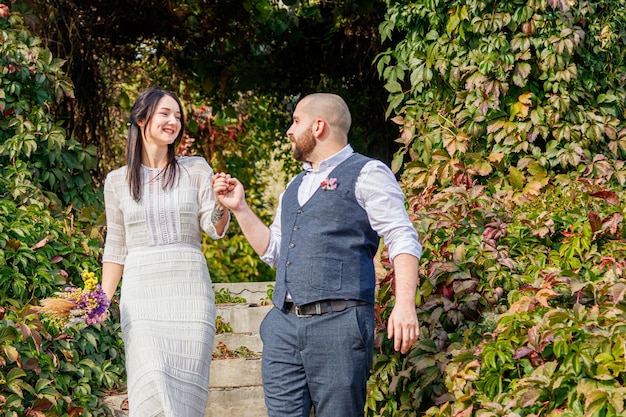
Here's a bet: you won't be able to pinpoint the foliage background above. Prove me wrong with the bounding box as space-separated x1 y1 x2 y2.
21 0 402 285
369 0 626 416
1 5 123 416
1 0 626 416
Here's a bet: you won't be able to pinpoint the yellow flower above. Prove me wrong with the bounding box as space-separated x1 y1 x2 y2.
82 270 97 291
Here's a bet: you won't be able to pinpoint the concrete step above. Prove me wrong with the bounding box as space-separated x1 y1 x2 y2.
216 303 272 333
210 357 263 387
208 357 267 415
213 281 274 306
101 394 127 417
211 302 268 416
215 332 264 354
206 386 266 417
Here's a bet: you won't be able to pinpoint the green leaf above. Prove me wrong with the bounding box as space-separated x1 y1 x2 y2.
509 166 524 189
585 391 608 416
6 368 27 383
82 332 98 350
391 151 405 174
513 62 531 87
384 80 402 93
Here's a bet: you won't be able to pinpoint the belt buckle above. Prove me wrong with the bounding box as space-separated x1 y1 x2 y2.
294 305 312 318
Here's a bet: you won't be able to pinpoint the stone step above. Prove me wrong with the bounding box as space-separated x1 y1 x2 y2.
209 354 267 416
213 281 274 306
101 395 127 417
206 386 267 417
215 332 264 354
210 357 263 388
216 303 272 334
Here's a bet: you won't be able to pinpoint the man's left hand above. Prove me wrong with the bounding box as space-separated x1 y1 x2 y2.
387 300 419 353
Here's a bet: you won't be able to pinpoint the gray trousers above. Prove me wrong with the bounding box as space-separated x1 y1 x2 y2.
260 304 375 417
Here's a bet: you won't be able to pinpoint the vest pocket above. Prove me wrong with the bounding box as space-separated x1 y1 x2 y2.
308 257 343 291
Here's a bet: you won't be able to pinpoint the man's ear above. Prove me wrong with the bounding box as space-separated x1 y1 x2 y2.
312 118 326 138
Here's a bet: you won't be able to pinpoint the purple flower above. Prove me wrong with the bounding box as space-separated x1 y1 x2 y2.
320 177 337 190
40 282 111 329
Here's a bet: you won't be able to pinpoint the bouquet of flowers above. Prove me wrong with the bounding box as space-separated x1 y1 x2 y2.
39 270 110 328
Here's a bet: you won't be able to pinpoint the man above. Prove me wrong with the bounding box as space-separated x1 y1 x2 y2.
212 93 422 417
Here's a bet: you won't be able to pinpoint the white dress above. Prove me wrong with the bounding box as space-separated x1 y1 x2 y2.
102 156 226 417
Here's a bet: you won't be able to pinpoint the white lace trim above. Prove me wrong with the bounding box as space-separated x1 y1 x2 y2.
143 167 181 246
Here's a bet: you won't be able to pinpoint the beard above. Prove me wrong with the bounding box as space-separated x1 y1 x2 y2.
291 124 316 162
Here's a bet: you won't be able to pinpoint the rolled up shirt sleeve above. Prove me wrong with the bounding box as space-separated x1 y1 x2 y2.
356 161 422 262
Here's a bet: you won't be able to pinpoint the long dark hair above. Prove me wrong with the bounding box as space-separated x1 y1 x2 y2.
126 87 185 202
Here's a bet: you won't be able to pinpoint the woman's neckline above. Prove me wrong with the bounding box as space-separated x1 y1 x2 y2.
141 164 165 171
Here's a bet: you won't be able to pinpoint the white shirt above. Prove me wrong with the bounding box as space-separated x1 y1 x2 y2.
261 145 422 267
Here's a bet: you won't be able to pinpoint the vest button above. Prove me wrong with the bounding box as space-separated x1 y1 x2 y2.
293 226 299 231
297 209 303 214
289 243 295 248
285 261 291 266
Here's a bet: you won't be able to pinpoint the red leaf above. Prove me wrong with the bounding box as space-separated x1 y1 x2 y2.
590 191 620 206
588 212 602 233
23 358 41 375
31 398 53 411
602 212 624 236
513 346 535 360
68 406 85 417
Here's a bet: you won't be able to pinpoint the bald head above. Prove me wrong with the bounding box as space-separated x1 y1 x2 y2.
298 93 352 138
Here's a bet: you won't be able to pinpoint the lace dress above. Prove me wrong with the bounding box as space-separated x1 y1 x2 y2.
102 156 226 417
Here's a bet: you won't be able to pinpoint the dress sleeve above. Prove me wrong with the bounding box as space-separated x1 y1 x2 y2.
102 174 128 265
197 159 230 239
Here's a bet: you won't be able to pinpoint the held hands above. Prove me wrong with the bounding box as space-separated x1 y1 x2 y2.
212 172 271 256
211 172 245 212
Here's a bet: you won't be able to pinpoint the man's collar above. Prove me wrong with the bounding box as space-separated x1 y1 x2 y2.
302 145 354 173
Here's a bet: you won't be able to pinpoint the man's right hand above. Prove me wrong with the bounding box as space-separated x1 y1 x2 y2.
212 172 245 212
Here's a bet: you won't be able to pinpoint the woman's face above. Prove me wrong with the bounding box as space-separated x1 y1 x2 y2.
142 95 182 147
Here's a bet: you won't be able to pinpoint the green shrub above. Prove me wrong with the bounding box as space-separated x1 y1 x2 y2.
369 0 626 415
0 7 97 209
1 7 125 416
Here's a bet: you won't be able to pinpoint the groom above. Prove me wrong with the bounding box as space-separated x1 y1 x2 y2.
212 92 422 417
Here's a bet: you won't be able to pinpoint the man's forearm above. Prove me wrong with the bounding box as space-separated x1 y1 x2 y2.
231 203 271 257
392 253 419 304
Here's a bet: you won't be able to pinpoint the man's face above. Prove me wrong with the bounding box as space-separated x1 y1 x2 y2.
290 123 316 162
286 102 316 162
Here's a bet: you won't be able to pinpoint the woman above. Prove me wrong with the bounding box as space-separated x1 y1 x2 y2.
101 87 229 416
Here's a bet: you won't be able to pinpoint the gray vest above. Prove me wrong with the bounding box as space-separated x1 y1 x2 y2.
272 153 380 309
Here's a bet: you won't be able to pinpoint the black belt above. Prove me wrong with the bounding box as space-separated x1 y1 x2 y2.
285 299 370 317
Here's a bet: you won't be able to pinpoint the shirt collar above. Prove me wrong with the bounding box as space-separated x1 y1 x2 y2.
303 145 354 173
